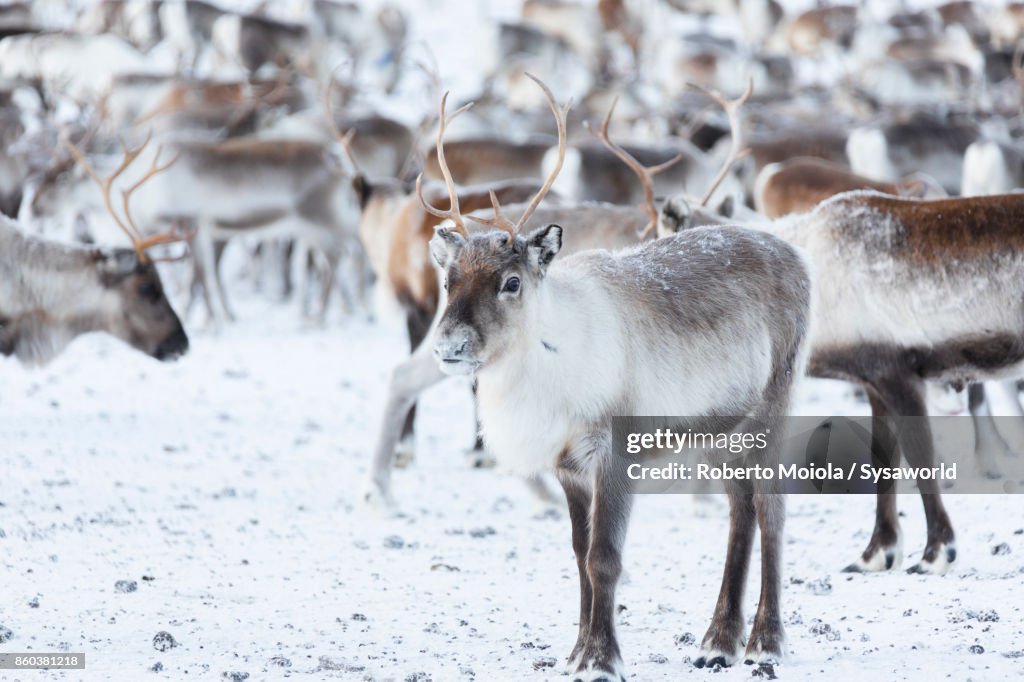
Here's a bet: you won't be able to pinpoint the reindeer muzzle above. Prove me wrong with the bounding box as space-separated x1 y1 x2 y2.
154 328 189 362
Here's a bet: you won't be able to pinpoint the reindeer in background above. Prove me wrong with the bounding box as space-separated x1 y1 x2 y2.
1 134 189 366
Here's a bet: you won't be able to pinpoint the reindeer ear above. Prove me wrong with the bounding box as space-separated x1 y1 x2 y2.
659 195 693 235
94 248 139 282
524 224 562 272
429 224 465 268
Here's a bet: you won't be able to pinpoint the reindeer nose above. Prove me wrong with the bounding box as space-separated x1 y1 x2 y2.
435 338 469 363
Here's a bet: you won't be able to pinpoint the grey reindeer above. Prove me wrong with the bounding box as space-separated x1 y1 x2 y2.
424 76 814 679
1 136 190 367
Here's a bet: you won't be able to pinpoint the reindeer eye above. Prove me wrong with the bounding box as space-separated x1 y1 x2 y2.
138 282 161 302
501 276 520 294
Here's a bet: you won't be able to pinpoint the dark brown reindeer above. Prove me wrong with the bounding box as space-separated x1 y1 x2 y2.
1 135 189 366
426 75 811 678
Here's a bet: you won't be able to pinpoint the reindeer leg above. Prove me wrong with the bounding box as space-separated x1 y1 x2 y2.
844 389 903 572
466 381 494 468
394 305 434 468
364 345 445 511
873 377 955 575
744 493 786 664
573 450 631 682
557 472 593 674
192 226 221 326
212 238 236 322
696 490 755 668
968 383 1010 479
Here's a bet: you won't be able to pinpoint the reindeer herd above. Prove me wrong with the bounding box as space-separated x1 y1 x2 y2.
3 0 1024 679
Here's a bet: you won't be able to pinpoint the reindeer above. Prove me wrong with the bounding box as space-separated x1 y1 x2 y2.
425 75 812 677
754 156 941 218
363 83 750 506
663 180 1024 577
32 122 365 323
1 136 189 366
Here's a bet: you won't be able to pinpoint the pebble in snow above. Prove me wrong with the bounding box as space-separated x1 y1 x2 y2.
115 580 138 593
0 625 12 643
268 656 291 668
674 632 696 647
969 644 985 654
992 543 1011 556
153 631 178 652
150 662 163 672
383 535 405 549
222 672 249 681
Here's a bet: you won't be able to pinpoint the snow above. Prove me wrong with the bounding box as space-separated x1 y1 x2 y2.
1 292 1023 680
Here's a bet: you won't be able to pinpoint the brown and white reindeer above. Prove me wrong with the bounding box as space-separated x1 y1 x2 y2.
664 181 1024 576
425 75 812 677
362 82 751 505
753 156 942 218
1 135 189 366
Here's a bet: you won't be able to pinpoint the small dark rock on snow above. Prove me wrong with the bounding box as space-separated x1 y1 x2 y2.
752 662 778 679
674 632 696 647
383 535 405 549
809 619 840 641
152 631 178 652
532 656 557 670
150 662 163 672
648 653 669 664
222 673 249 681
992 543 1011 555
115 580 138 593
969 644 985 654
0 625 13 643
269 655 291 668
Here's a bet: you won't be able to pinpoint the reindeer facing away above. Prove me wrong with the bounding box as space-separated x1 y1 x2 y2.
426 76 813 677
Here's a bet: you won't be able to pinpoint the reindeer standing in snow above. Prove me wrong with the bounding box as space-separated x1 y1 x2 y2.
424 75 812 678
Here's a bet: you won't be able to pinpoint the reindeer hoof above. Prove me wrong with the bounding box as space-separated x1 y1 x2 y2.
693 654 732 669
465 447 496 469
907 543 956 575
843 537 903 573
362 481 398 516
393 437 415 469
570 655 625 682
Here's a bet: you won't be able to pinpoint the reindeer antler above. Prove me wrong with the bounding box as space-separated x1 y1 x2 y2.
688 78 753 208
586 97 686 239
65 132 186 260
414 91 474 237
465 73 571 242
322 64 362 175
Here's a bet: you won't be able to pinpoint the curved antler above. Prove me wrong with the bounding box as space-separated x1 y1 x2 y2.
322 63 362 175
415 91 474 237
65 131 185 260
688 78 753 208
585 97 686 239
466 73 571 242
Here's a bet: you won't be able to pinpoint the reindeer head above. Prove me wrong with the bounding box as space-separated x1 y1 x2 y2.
67 133 192 362
420 75 569 375
430 222 562 374
92 246 189 361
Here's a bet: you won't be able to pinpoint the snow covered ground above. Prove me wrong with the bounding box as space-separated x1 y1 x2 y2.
1 292 1023 681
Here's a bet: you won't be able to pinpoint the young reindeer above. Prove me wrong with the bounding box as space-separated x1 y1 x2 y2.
427 75 813 676
1 136 189 366
362 80 752 507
